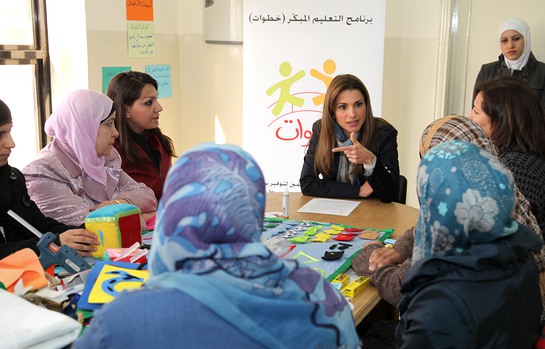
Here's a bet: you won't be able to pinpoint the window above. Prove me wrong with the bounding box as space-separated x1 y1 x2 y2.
0 0 51 169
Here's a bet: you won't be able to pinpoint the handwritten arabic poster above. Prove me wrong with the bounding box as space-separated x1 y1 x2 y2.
146 64 172 98
128 22 155 57
126 0 154 21
243 0 386 192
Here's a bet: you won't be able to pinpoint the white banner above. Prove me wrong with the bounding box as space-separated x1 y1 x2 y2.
243 0 386 192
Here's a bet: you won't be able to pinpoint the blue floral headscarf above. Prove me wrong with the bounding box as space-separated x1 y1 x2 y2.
147 143 360 349
413 140 518 263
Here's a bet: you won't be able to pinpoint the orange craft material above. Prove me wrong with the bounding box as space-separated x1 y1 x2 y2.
0 248 48 292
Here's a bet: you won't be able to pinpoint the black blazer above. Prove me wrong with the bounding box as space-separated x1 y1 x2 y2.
0 165 73 259
474 52 545 109
299 119 399 202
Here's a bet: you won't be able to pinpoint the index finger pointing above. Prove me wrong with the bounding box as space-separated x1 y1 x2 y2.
332 146 347 153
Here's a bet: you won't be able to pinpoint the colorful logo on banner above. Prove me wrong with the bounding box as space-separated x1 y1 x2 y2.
266 59 336 147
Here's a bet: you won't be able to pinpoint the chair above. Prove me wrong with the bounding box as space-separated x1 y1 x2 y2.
395 175 408 204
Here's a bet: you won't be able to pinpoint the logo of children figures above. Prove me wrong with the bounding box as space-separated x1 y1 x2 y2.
266 59 337 146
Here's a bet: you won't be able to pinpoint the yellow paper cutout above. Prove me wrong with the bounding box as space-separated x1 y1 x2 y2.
324 229 340 235
88 264 148 304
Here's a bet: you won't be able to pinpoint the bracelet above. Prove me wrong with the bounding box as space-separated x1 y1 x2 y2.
115 197 134 205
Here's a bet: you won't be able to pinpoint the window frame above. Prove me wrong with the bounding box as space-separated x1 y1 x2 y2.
0 0 51 148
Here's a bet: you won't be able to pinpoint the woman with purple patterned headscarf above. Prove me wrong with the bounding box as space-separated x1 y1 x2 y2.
75 143 361 349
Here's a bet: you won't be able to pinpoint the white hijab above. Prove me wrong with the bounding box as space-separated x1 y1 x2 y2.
498 18 532 71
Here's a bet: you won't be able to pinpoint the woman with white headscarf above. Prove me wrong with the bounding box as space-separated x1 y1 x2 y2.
396 140 543 348
22 89 157 227
474 18 545 109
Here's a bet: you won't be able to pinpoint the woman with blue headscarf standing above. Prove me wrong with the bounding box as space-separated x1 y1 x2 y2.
474 18 545 109
75 143 361 349
396 140 543 348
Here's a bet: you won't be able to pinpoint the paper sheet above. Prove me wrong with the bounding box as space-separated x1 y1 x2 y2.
296 198 360 216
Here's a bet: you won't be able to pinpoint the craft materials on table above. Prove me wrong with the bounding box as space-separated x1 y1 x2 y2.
84 204 142 259
77 261 148 312
262 216 393 282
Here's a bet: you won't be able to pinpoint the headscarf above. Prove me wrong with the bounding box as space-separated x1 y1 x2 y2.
45 89 115 192
0 99 12 126
420 114 497 157
413 140 517 263
498 18 532 71
147 143 360 349
418 115 545 271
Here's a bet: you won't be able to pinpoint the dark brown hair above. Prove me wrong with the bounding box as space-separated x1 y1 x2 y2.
106 71 176 167
475 76 545 158
313 74 388 178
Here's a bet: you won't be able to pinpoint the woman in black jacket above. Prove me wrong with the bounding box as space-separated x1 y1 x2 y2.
299 74 399 202
0 99 98 259
474 18 545 109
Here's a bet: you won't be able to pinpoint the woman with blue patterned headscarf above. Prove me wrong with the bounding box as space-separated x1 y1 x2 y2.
75 143 361 349
396 140 543 348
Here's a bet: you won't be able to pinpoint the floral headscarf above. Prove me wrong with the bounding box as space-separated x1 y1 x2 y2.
147 143 360 349
413 140 517 263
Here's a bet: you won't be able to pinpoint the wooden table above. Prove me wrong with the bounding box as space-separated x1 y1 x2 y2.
265 192 419 325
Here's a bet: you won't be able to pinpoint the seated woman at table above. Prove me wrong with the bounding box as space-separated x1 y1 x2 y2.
0 98 98 259
22 89 157 227
107 71 176 201
396 140 542 347
470 76 545 236
299 74 399 202
74 143 361 349
351 114 545 308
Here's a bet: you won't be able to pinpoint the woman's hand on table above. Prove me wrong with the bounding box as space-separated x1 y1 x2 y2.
368 245 404 271
141 211 156 223
358 182 373 198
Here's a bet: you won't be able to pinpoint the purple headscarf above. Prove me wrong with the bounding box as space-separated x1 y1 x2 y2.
45 89 114 188
146 143 361 348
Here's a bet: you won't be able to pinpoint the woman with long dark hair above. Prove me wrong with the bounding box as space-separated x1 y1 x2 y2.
107 71 176 200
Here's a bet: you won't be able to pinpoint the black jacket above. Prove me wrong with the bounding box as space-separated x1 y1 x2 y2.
396 225 543 348
299 119 399 202
0 165 72 259
474 52 545 109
